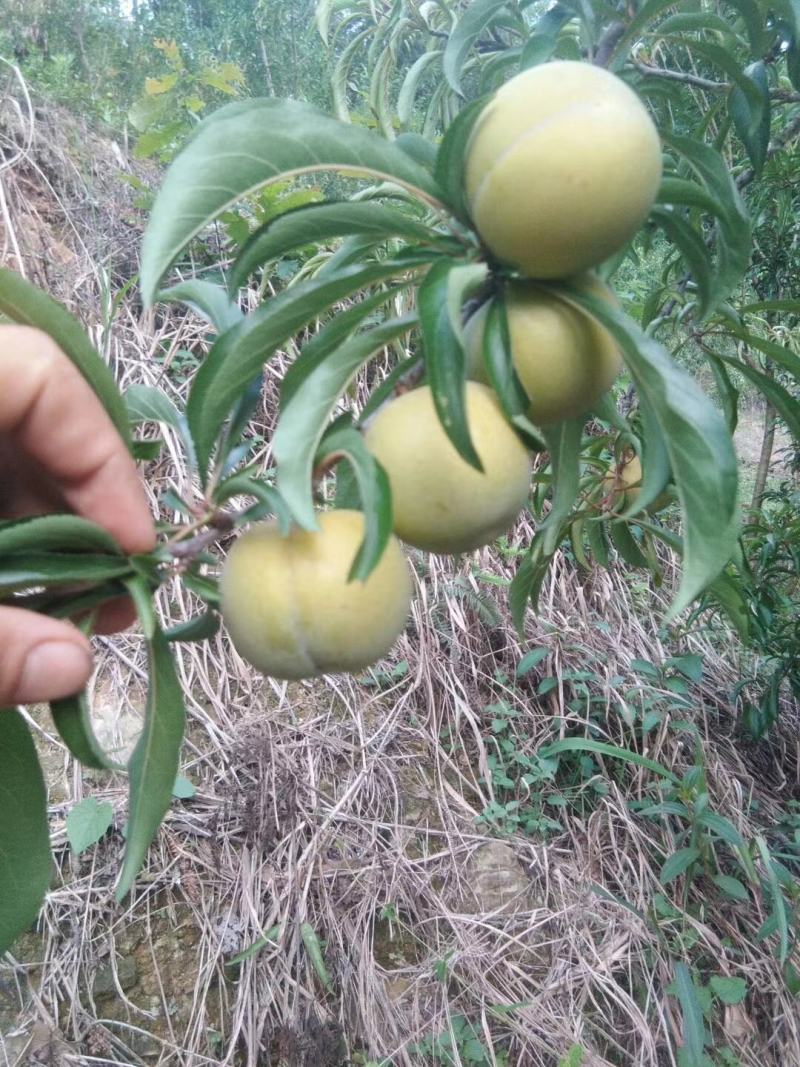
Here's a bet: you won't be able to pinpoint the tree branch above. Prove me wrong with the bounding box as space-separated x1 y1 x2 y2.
593 21 626 68
632 61 728 91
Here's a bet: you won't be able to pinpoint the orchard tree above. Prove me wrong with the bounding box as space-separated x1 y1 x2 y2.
1 0 799 974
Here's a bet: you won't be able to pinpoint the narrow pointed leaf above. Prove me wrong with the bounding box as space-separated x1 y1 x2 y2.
0 554 132 595
0 515 121 556
187 260 421 478
729 60 771 174
541 420 582 555
443 0 509 96
157 280 244 333
116 629 186 899
275 315 416 528
317 425 393 581
418 259 488 470
0 710 52 954
51 691 123 771
555 285 739 617
141 98 444 303
230 202 442 292
434 97 489 223
673 962 706 1067
125 385 183 428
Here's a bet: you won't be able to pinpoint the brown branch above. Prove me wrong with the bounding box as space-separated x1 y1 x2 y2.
593 21 626 68
632 61 728 91
168 513 235 561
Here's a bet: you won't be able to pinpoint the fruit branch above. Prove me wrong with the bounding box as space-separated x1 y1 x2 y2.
631 61 729 92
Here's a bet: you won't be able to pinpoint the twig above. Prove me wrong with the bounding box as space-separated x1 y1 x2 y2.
632 61 728 92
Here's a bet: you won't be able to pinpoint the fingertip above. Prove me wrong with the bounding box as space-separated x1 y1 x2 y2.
17 640 93 705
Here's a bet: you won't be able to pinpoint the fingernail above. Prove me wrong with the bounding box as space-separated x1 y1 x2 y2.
18 642 93 704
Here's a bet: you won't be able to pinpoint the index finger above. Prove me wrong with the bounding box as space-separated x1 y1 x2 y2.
0 326 156 554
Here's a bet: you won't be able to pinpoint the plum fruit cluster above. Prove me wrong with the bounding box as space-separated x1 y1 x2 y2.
222 61 662 680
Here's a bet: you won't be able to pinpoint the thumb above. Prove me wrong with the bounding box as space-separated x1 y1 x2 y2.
0 606 93 707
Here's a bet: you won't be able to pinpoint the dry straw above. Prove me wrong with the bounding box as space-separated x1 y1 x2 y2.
0 71 798 1067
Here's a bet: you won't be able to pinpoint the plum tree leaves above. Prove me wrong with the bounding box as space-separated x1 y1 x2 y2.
558 284 739 616
140 98 445 304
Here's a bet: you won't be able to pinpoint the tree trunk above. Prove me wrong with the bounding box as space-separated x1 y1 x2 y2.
750 402 777 514
259 37 275 96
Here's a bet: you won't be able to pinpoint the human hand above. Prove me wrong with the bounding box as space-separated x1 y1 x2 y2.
0 325 155 706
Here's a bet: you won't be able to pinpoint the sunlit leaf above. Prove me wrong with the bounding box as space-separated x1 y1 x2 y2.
141 98 444 303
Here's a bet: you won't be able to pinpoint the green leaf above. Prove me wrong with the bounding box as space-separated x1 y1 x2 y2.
541 420 582 555
140 98 444 304
443 0 509 96
116 628 186 900
0 515 121 556
317 425 393 581
713 874 749 901
712 354 800 442
125 385 182 428
226 924 281 967
358 352 424 424
706 355 740 435
0 268 131 448
516 647 549 676
666 654 704 683
0 554 132 596
738 298 800 314
274 315 416 528
396 132 438 171
398 52 442 127
697 811 744 847
657 177 725 217
157 280 244 333
51 691 122 771
520 3 573 69
230 202 446 292
188 261 421 479
661 846 701 884
481 296 544 449
651 208 716 319
673 962 707 1067
729 61 771 175
133 121 185 159
164 611 221 644
610 520 649 568
434 97 488 223
172 775 196 799
625 400 672 521
556 285 739 618
661 134 751 306
418 259 489 470
280 287 407 409
0 710 52 954
709 976 747 1005
755 835 790 964
539 738 679 783
132 439 163 462
300 921 334 991
66 798 114 855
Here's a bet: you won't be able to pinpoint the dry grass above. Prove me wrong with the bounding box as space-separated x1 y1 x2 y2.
1 73 799 1067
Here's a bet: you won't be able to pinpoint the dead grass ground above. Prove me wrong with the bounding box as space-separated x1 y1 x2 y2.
1 73 799 1067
